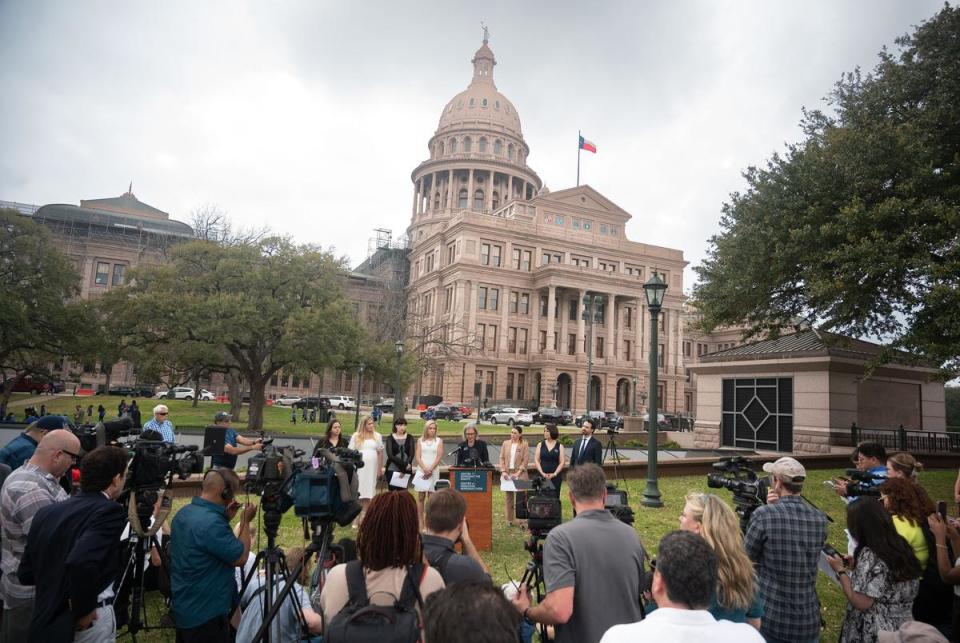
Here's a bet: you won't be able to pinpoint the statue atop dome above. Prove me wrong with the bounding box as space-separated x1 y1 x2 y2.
481 22 490 44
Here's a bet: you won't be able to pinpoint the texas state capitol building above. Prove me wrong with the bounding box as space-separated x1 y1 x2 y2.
404 36 689 416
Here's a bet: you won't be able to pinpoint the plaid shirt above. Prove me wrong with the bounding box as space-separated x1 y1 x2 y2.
744 494 827 642
0 463 68 606
143 418 175 442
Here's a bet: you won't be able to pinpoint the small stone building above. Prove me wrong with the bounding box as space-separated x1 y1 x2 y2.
691 329 946 454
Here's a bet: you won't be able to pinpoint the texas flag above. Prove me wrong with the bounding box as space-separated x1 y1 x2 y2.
579 135 597 154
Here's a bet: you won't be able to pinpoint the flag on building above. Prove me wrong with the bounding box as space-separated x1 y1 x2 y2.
578 135 597 153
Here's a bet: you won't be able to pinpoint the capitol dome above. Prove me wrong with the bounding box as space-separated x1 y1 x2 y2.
436 39 523 139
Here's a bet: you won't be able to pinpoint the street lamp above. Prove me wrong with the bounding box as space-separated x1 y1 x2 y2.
394 341 404 421
581 293 603 414
353 363 365 430
631 375 638 416
642 271 667 508
551 382 559 407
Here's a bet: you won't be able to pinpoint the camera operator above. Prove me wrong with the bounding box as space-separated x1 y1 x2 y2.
569 419 602 469
235 546 322 643
170 468 258 643
600 531 764 642
208 412 263 470
422 489 491 586
455 422 490 467
744 457 827 643
0 415 67 470
0 429 78 642
834 442 887 501
511 463 646 643
18 445 129 643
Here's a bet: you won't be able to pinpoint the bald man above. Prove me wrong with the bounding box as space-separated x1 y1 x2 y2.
169 468 258 643
0 429 79 642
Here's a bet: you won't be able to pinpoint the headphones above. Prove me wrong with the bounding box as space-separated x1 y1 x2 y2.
203 469 235 503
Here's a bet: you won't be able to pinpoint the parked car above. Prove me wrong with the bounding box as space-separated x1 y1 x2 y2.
641 412 670 430
373 398 394 414
575 410 607 428
420 404 463 421
2 376 64 395
156 387 215 401
327 395 355 410
274 395 303 407
489 407 534 427
533 406 571 425
97 385 156 398
294 396 331 410
479 405 507 422
604 411 624 430
444 402 472 418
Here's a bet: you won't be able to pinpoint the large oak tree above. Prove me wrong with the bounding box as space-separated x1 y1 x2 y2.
693 5 960 376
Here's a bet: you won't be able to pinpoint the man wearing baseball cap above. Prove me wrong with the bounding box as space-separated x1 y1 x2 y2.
744 457 828 643
208 412 262 470
0 415 68 471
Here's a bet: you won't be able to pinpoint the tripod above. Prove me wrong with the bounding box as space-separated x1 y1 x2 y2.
240 504 311 643
520 532 549 642
602 430 626 487
115 489 173 641
249 516 336 642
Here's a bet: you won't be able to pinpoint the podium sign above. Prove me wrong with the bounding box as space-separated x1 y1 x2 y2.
451 467 493 551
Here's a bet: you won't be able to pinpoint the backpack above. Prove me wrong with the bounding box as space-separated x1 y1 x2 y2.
325 561 425 643
425 548 454 581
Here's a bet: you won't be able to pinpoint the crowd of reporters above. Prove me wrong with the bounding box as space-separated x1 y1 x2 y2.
3 406 960 643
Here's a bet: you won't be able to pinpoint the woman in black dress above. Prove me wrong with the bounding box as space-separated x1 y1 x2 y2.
384 417 415 488
320 418 345 449
534 423 566 498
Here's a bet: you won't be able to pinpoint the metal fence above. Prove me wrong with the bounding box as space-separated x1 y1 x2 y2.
850 422 960 454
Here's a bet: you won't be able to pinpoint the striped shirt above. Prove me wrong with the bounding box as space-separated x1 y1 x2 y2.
0 463 68 607
143 418 175 442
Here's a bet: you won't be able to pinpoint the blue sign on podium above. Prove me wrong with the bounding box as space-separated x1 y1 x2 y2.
455 469 488 493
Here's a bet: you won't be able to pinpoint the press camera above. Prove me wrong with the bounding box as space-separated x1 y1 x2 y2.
706 456 768 532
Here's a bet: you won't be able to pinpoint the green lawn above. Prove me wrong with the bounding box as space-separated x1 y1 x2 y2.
6 396 589 437
126 467 958 642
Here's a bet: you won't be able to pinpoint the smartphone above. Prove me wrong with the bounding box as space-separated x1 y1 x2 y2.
822 544 840 558
938 501 948 520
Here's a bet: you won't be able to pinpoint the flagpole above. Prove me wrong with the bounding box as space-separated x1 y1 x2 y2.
577 129 581 186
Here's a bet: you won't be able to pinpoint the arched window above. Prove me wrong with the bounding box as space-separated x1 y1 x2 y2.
469 98 475 107
479 137 488 153
433 192 441 210
492 191 500 209
474 189 484 210
458 189 468 209
450 138 457 153
494 139 503 155
463 137 472 153
508 143 514 160
438 141 445 156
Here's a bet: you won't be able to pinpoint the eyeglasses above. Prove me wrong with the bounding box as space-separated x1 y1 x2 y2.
157 412 168 416
60 448 80 462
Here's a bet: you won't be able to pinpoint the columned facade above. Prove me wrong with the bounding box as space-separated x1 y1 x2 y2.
405 36 688 414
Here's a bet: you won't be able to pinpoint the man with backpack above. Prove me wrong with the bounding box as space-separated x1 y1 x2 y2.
422 489 491 586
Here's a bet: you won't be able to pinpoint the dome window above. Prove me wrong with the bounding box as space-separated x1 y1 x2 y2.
458 189 469 209
438 141 445 156
479 137 488 153
495 100 500 109
494 139 503 155
464 137 472 153
481 98 488 108
449 138 457 153
508 143 514 160
469 98 476 108
492 191 500 209
473 189 484 211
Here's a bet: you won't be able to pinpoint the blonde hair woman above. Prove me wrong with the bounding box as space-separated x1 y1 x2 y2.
348 415 384 527
414 420 443 528
679 492 763 629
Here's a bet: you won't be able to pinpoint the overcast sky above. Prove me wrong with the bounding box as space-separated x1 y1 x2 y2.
0 1 945 288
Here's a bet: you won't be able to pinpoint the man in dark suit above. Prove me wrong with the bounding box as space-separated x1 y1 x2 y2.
570 419 603 468
19 446 128 643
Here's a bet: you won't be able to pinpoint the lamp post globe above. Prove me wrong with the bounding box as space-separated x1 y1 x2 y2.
642 272 667 508
394 341 404 421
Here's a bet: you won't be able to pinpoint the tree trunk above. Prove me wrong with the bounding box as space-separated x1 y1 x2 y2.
227 370 243 422
103 363 113 393
247 377 268 430
192 369 201 408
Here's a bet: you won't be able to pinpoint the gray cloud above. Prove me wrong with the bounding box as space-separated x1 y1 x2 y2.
0 0 944 288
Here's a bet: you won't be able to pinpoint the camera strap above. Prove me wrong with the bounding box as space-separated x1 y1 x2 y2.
127 489 174 537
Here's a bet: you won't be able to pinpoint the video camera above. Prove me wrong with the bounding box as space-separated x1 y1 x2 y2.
516 476 563 538
706 456 768 532
71 417 138 454
244 441 363 528
841 468 883 497
604 483 635 525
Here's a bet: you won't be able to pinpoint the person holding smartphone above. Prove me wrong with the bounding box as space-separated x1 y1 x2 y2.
169 468 259 643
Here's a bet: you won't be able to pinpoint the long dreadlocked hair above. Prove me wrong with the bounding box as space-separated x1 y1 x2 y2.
356 491 422 571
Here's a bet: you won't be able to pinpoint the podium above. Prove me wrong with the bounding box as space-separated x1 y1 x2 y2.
450 467 493 551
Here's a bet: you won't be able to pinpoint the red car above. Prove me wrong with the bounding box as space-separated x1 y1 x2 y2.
444 402 473 418
2 376 65 395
